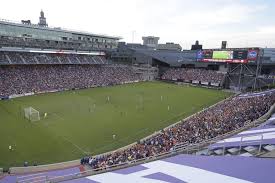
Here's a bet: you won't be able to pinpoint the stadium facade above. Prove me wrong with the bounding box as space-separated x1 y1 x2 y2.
0 11 120 51
111 41 275 91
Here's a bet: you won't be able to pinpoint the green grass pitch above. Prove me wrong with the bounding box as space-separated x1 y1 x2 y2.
0 81 231 168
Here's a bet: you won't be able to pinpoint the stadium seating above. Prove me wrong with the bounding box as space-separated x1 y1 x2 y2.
0 65 141 97
0 36 109 51
20 52 38 64
205 110 275 157
0 51 108 65
0 51 10 64
68 54 81 64
161 68 225 86
5 52 25 64
81 91 275 169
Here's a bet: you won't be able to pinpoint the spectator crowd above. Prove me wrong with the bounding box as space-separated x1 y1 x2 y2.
0 36 113 51
1 50 274 171
0 51 109 65
82 92 275 169
161 68 225 84
0 65 141 97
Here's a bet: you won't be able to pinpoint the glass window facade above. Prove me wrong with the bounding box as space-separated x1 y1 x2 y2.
0 21 120 49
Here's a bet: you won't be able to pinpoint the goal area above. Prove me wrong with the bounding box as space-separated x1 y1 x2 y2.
24 107 40 122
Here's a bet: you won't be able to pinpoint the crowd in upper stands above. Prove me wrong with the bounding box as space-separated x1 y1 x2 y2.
0 51 108 65
0 65 141 97
0 36 111 51
82 92 275 169
161 68 225 84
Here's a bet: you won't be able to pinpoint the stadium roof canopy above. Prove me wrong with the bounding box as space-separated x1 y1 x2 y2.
132 48 197 67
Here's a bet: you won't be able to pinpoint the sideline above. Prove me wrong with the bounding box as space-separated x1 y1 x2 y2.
6 87 235 174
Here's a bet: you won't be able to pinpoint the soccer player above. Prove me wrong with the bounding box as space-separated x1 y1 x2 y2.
44 112 47 118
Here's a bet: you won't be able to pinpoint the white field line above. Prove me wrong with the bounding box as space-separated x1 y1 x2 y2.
61 136 91 155
42 113 90 155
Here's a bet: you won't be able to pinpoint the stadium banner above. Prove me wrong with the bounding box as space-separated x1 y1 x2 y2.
9 94 25 99
201 81 209 86
202 58 248 63
49 90 59 93
24 92 34 96
211 82 220 87
0 96 9 100
124 81 136 84
247 49 259 61
237 88 275 98
9 92 34 99
37 90 59 94
90 85 98 88
184 79 191 83
192 80 199 84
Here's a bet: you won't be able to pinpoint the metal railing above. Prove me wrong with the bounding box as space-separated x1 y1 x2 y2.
14 103 275 183
23 117 271 183
239 134 264 155
11 99 275 182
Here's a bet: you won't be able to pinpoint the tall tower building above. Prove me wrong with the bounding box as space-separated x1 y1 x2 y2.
221 41 227 49
142 36 159 49
191 40 202 50
38 10 48 27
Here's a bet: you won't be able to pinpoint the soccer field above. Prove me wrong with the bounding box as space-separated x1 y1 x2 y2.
0 81 231 168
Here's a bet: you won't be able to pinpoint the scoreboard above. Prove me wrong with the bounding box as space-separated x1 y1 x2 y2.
197 48 259 64
233 50 248 60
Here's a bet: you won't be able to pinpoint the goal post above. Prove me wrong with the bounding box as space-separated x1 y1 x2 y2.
24 107 40 122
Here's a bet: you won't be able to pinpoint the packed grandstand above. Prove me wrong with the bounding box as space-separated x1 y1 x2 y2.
161 68 225 85
0 64 141 97
81 92 275 169
1 9 275 183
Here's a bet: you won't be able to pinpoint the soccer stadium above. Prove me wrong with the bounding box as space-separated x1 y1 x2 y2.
1 3 275 183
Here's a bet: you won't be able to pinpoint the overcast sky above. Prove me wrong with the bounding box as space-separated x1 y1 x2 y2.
0 0 274 49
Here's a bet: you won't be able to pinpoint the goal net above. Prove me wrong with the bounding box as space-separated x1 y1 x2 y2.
24 107 40 122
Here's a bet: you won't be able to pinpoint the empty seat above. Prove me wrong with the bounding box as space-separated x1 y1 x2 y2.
244 146 258 153
227 148 239 154
263 145 275 152
214 149 224 155
239 152 253 157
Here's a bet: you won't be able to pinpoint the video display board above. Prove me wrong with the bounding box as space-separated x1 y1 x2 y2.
247 49 259 61
233 50 248 60
197 48 259 64
213 51 233 60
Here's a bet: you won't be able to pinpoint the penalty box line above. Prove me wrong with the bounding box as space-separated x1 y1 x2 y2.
61 135 91 155
41 112 90 155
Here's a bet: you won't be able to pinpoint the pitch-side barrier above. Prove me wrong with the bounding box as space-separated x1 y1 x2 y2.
13 102 275 183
